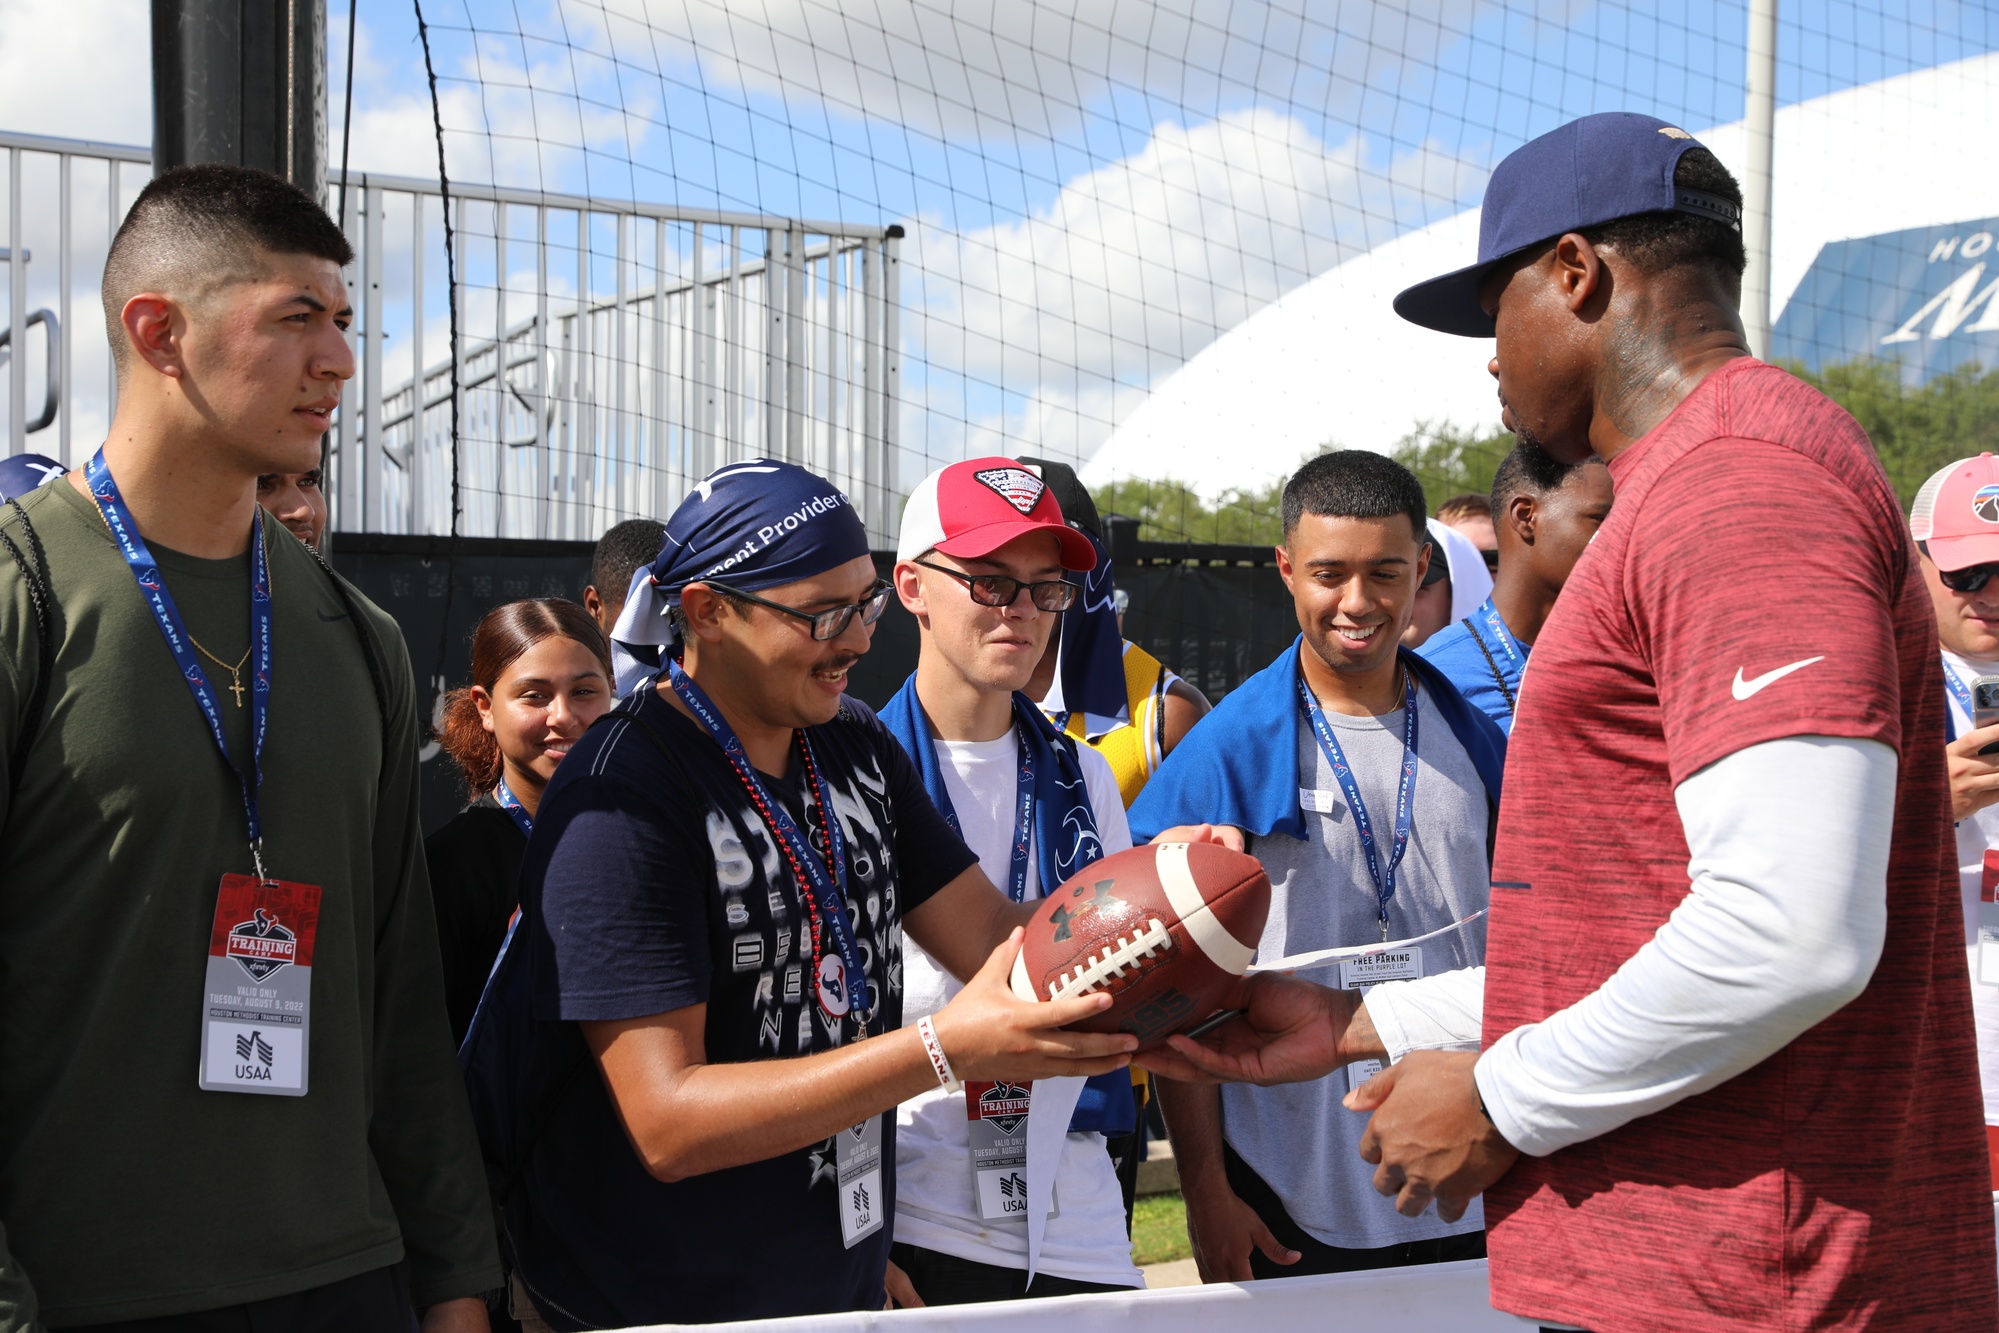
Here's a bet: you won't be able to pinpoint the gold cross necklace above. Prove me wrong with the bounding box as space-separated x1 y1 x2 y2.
183 633 252 707
90 496 272 709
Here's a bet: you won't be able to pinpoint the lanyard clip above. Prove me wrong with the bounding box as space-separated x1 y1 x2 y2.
1380 916 1390 943
250 839 270 884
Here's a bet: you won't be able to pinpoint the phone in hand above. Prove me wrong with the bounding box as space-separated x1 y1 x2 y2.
1972 676 1999 754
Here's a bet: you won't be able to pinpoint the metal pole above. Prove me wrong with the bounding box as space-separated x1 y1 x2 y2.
880 228 902 548
10 149 25 456
58 153 72 463
494 199 508 535
1742 0 1778 359
786 223 806 464
150 0 326 200
362 184 383 532
409 194 424 534
534 204 549 541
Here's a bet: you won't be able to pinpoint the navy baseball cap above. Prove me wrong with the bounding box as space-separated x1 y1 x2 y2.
1393 112 1742 338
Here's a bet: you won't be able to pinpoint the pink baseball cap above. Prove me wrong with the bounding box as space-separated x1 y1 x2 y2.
1910 453 1999 571
895 457 1097 570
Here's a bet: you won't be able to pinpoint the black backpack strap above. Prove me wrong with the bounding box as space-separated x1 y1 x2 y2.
0 499 55 791
491 691 696 1209
303 540 391 754
1462 614 1517 716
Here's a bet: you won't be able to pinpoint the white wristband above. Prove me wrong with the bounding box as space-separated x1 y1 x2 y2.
916 1015 960 1092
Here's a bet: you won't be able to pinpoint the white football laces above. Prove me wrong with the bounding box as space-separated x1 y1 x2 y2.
1046 918 1173 1000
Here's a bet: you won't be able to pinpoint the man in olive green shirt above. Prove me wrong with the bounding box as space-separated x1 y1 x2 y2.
0 166 498 1328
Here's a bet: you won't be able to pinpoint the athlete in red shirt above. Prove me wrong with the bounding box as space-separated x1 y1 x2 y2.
1144 113 1997 1330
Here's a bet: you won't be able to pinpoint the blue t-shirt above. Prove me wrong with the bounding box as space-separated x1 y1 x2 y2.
1417 599 1529 735
472 686 977 1330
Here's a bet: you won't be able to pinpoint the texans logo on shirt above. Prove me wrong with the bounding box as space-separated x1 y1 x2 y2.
973 467 1046 515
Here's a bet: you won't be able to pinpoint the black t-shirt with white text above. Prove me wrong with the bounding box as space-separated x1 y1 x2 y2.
492 686 975 1328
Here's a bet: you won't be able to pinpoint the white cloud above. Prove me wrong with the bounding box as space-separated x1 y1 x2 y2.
900 108 1483 468
0 0 151 142
598 0 1508 147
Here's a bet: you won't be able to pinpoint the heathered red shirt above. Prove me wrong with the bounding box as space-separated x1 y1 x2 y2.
1484 358 1997 1331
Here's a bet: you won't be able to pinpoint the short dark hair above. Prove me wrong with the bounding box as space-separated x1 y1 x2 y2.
1581 147 1746 281
1282 450 1428 541
589 518 667 600
1490 441 1604 512
1435 492 1491 524
103 164 353 374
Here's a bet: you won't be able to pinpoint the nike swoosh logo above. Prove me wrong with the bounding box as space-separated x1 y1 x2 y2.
1731 656 1825 701
316 609 348 622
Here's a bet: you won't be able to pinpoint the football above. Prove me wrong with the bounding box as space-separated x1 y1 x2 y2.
1010 842 1271 1048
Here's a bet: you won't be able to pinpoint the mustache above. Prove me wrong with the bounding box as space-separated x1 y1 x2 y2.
813 651 863 671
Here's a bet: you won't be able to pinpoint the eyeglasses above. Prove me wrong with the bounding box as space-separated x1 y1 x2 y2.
1480 548 1499 574
912 559 1080 612
1921 542 1999 594
703 578 892 640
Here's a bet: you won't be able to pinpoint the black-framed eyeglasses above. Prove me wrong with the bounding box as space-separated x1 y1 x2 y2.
1920 541 1999 594
704 578 892 640
912 559 1080 612
1479 548 1499 574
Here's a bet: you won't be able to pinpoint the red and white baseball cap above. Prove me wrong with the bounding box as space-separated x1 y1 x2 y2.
1911 453 1999 571
896 457 1097 570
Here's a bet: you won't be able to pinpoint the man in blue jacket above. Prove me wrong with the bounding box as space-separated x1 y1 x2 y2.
1132 450 1505 1282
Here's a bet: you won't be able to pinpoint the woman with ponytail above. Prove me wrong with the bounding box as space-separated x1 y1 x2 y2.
425 598 614 1045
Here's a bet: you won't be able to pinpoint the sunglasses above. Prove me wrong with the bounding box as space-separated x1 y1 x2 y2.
1920 542 1999 594
704 578 892 640
912 559 1080 612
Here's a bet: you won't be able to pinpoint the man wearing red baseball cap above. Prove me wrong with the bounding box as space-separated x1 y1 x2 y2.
878 458 1147 1306
1911 454 1999 1188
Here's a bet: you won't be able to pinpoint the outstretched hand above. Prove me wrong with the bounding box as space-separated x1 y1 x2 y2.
1350 1050 1519 1222
931 927 1136 1083
1137 974 1366 1085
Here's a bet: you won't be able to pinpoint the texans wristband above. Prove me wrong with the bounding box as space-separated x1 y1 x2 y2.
916 1015 960 1093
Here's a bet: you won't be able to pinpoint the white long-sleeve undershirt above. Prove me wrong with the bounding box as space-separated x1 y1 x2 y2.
1361 735 1895 1158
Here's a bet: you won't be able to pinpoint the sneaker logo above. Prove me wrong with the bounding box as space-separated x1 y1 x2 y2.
1730 656 1825 701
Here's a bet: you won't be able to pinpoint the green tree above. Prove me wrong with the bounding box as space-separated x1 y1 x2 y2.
1093 476 1287 546
1786 357 1999 506
1390 420 1516 513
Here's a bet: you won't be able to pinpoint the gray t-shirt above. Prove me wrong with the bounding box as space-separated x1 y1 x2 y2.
1222 684 1491 1249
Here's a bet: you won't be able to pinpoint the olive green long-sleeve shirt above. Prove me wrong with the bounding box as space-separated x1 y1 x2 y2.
0 480 500 1327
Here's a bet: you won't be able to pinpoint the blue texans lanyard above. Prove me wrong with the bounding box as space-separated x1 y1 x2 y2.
1297 663 1419 941
937 723 1036 905
494 776 534 839
1470 596 1525 670
1944 654 1973 720
88 449 275 880
667 659 872 1026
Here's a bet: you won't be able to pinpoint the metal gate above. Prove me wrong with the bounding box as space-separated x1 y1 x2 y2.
0 131 905 544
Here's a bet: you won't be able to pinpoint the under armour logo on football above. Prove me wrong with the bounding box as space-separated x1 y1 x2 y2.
972 467 1045 514
235 1030 275 1068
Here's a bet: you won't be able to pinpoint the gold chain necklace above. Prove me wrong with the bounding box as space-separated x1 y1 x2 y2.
184 633 252 708
89 494 272 708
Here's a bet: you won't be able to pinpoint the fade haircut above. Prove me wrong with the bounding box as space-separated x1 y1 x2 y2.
102 164 353 375
1489 441 1605 512
1281 450 1428 542
590 518 667 599
1580 147 1747 282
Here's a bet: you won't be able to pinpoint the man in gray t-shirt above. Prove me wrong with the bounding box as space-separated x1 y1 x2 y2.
1132 450 1505 1281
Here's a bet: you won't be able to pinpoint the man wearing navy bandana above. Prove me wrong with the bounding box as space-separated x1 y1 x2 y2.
462 460 1220 1329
